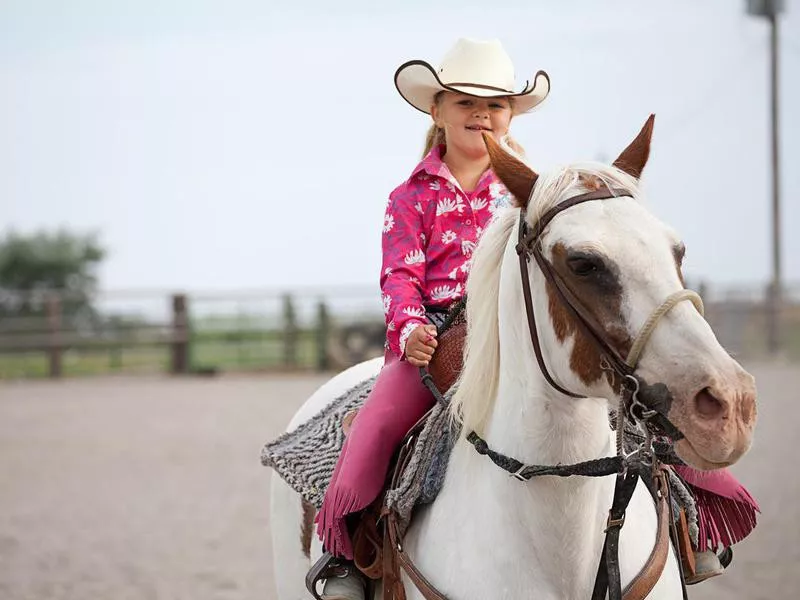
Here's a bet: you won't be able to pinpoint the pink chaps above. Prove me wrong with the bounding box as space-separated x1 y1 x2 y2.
315 350 434 559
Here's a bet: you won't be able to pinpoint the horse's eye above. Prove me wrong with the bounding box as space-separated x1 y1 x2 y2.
568 256 603 277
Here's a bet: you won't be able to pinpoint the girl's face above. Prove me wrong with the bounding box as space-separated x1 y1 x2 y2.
431 92 513 160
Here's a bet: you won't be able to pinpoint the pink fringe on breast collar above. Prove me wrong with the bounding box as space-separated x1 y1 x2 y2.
673 465 760 553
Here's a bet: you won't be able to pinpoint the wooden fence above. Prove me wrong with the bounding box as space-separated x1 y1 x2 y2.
0 290 386 379
1 283 799 379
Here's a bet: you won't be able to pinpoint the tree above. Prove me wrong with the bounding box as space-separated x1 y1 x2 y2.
0 230 105 322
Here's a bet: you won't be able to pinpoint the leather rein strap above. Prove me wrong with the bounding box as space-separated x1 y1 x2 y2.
387 512 449 600
591 467 674 600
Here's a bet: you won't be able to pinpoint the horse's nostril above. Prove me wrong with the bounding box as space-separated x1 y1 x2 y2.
740 392 756 425
695 387 725 419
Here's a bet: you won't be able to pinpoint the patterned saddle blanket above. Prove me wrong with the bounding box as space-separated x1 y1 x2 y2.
261 373 458 534
260 373 701 543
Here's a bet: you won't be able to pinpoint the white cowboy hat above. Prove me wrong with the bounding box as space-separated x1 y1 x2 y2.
394 38 550 116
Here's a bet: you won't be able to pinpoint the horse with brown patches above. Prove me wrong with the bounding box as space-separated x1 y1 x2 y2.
269 116 757 600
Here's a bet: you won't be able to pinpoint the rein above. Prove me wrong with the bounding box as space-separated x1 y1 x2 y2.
385 186 703 600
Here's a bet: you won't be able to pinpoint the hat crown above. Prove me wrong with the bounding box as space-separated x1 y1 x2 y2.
437 38 516 93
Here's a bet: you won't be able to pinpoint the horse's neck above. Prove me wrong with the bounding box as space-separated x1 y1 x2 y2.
484 375 612 468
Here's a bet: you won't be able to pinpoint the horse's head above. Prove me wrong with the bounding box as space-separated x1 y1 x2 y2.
464 116 756 470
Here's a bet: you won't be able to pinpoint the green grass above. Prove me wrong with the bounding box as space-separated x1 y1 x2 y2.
190 330 320 371
0 346 171 379
0 328 324 379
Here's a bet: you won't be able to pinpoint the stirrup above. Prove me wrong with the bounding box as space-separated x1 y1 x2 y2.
719 546 733 568
306 551 339 600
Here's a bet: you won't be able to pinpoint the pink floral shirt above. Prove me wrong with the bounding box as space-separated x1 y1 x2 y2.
380 145 513 357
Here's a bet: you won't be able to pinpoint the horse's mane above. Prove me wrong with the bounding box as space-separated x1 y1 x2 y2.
449 161 642 434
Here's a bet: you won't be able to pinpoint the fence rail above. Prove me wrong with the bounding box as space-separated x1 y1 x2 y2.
0 288 387 379
1 282 799 380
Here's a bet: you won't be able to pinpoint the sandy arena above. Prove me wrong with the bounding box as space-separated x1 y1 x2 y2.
0 362 797 599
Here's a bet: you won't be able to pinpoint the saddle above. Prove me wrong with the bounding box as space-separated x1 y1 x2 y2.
426 306 467 394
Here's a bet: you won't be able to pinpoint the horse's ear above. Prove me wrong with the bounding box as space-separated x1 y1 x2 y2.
482 132 538 209
613 114 655 179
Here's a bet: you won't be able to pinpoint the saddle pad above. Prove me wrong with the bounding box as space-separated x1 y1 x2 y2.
384 393 461 536
261 375 376 508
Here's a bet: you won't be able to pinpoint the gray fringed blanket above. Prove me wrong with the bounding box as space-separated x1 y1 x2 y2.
261 375 377 509
260 374 459 532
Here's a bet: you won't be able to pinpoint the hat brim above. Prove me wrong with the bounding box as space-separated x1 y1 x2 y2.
394 60 550 116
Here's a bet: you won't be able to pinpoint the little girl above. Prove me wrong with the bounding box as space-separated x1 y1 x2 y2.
314 38 550 600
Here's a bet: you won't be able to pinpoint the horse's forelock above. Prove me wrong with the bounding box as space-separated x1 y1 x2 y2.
528 162 641 225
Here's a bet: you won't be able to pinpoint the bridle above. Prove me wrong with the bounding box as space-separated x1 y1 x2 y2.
515 186 703 443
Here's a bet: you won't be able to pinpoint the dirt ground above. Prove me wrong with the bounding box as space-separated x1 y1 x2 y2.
0 362 797 599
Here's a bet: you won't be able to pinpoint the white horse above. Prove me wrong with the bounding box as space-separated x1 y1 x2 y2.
269 116 757 599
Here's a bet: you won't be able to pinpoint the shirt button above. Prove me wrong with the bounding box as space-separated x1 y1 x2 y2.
466 219 472 225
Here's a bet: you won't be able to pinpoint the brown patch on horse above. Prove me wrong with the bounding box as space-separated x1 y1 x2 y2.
546 281 604 385
613 114 655 179
545 243 632 387
300 499 315 558
482 132 538 208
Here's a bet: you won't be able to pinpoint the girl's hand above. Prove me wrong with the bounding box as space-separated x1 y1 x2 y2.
404 324 438 367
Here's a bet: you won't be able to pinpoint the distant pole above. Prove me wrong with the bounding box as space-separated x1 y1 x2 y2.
171 293 189 374
746 0 784 355
282 293 298 369
46 293 62 378
316 300 331 372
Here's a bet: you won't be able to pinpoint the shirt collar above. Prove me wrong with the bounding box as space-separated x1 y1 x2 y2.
411 144 450 180
410 144 498 195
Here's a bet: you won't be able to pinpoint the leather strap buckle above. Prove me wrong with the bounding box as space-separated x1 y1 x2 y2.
510 465 528 481
605 512 626 532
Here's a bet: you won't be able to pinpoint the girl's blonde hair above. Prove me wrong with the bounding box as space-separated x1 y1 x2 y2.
421 93 527 158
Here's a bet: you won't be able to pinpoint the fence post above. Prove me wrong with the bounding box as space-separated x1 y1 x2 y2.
316 300 330 372
171 293 189 374
46 293 62 378
283 294 298 369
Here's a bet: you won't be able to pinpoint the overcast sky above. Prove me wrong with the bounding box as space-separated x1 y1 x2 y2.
2 0 798 296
